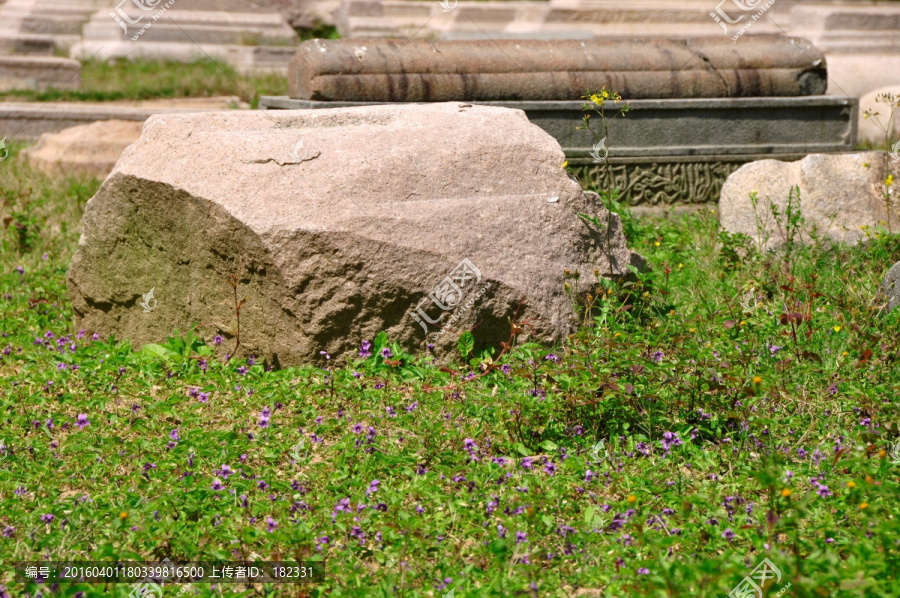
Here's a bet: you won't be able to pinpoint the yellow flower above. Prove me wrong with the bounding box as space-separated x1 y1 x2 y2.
833 326 841 332
678 263 684 270
886 174 894 187
740 320 746 326
860 502 869 510
120 512 128 519
689 328 695 333
847 481 856 489
781 488 791 498
753 376 762 384
614 332 621 337
590 94 602 104
865 475 874 484
627 494 637 504
842 351 848 357
562 160 568 169
878 449 887 459
654 241 660 247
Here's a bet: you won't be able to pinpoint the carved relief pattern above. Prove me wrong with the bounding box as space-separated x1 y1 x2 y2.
571 161 743 205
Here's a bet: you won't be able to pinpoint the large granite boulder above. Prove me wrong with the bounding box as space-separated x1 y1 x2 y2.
719 152 900 250
23 119 144 180
67 103 645 366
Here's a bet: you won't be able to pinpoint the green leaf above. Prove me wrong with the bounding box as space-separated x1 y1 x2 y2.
540 440 559 452
372 331 389 354
515 442 530 457
458 331 474 358
139 343 175 360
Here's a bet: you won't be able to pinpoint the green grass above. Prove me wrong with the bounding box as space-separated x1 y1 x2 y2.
1 144 900 597
295 25 340 42
0 58 288 107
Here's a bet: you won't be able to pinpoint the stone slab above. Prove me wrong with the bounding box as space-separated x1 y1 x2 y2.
81 8 298 44
0 33 55 54
0 97 248 141
0 55 80 91
334 0 781 40
790 5 900 53
70 6 299 73
260 96 858 160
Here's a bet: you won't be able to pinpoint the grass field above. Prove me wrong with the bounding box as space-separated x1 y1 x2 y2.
0 59 288 108
1 137 900 597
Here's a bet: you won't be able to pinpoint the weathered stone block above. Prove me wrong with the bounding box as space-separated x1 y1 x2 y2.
67 104 645 365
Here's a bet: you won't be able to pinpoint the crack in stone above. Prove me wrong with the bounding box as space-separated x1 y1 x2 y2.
245 151 321 166
693 51 731 96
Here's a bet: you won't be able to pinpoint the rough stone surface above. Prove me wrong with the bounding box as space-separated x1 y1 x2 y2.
882 261 900 312
23 119 143 179
66 103 645 366
719 152 900 249
859 86 900 144
288 36 827 102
